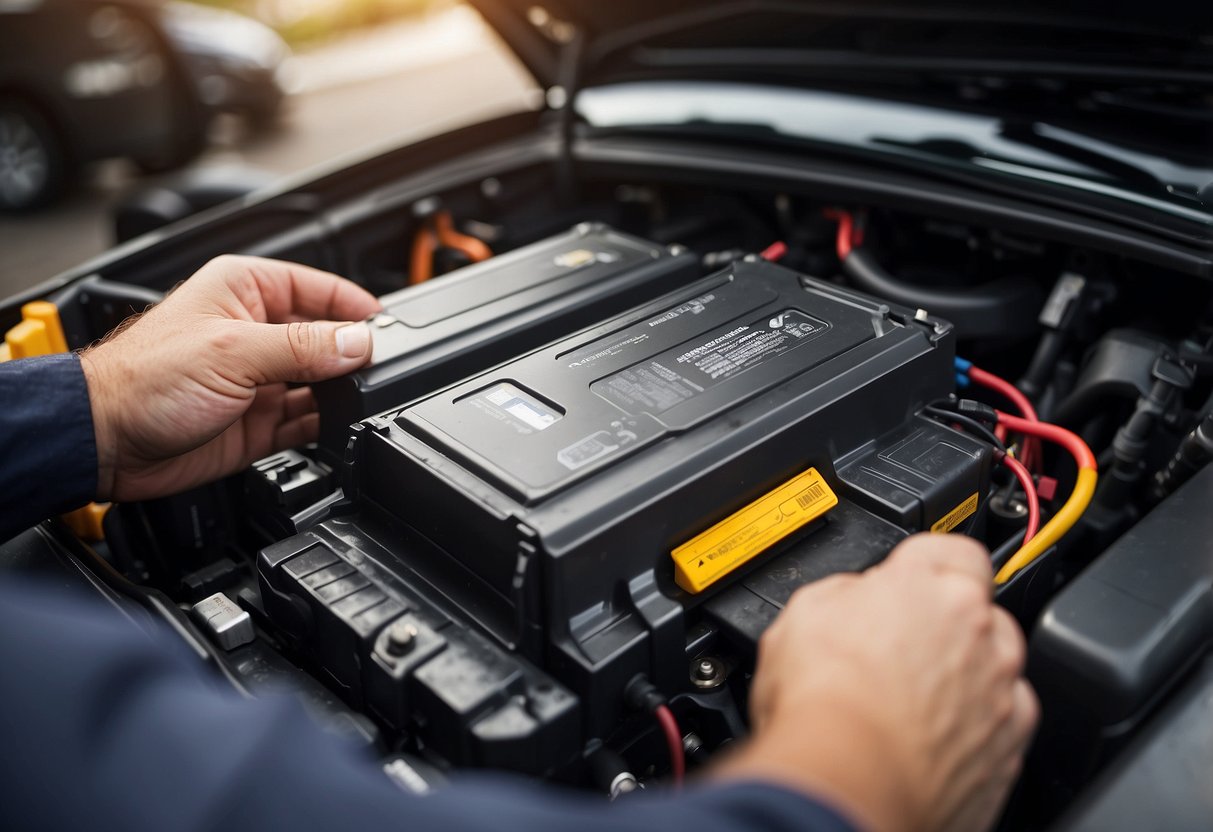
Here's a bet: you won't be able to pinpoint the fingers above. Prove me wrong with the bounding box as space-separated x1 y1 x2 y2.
989 609 1036 757
208 255 382 324
229 319 374 385
274 388 321 450
991 606 1028 680
980 679 1039 808
251 258 382 322
884 532 993 587
1010 678 1040 753
284 386 316 421
238 384 320 465
274 412 320 450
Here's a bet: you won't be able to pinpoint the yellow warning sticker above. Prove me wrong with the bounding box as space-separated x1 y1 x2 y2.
931 492 979 533
672 468 838 594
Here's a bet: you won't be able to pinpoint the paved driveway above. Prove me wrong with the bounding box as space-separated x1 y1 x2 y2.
0 8 536 298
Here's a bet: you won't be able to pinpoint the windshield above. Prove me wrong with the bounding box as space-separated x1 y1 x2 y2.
576 81 1213 229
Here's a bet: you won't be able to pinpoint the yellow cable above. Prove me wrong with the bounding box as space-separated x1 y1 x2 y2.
994 467 1097 584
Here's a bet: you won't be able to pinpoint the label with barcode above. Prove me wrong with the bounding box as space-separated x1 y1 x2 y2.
796 483 828 510
671 468 838 593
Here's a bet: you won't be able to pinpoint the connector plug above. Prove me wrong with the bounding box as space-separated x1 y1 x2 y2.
956 399 998 424
623 674 666 714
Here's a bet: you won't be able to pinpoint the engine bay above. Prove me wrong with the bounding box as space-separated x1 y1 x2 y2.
11 150 1213 828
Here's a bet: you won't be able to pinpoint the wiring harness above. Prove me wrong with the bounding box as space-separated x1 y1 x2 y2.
928 364 1097 585
986 409 1097 584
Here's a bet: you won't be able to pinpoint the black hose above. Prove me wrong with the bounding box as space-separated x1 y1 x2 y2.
842 249 1042 340
1150 413 1213 503
1093 366 1191 511
1018 329 1066 402
1050 331 1168 428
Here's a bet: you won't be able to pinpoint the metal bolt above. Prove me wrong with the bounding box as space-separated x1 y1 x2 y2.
682 732 703 756
386 621 418 656
691 656 725 688
607 772 640 801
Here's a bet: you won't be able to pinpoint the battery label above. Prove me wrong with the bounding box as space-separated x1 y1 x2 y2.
671 468 838 594
564 292 721 370
593 309 826 414
463 382 562 434
557 431 620 470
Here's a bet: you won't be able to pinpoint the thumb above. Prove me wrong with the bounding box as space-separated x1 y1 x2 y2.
236 319 373 384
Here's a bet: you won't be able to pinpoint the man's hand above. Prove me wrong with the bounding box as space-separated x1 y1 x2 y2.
80 255 381 502
718 534 1037 832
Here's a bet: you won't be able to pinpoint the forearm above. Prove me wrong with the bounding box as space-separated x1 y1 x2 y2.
0 578 857 832
0 354 97 542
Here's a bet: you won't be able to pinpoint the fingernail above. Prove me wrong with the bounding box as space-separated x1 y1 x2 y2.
336 322 370 358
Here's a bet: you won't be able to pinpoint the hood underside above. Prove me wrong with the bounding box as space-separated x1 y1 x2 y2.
470 1 1213 100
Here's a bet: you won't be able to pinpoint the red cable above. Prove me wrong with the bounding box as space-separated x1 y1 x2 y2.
970 366 1039 424
995 412 1097 470
835 211 855 260
653 704 685 786
759 241 788 261
999 452 1040 542
823 208 862 260
969 365 1041 470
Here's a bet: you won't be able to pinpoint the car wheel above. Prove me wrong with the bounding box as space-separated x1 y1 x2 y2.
0 99 67 211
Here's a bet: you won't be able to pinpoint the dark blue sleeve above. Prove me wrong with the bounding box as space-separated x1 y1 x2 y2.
0 578 860 832
0 354 97 542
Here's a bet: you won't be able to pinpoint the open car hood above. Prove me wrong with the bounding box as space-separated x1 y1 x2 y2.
469 1 1213 118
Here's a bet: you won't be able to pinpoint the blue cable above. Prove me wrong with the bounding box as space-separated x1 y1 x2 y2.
954 356 972 388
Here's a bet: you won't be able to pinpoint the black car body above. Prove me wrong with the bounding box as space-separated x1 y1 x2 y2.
2 2 1212 829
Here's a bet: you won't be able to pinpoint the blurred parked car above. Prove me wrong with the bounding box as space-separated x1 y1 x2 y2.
157 1 289 131
0 0 288 210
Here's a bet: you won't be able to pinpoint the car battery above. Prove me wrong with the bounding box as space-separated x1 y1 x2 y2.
313 222 698 456
306 258 991 734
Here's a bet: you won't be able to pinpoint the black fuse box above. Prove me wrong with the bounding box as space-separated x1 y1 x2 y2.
259 521 580 774
313 223 698 455
270 259 989 738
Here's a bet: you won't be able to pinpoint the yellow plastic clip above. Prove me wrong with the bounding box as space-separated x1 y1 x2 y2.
5 318 52 359
21 301 69 353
